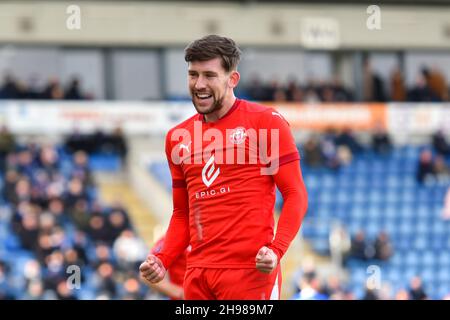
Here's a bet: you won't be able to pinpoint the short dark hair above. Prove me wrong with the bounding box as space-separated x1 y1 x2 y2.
184 35 242 72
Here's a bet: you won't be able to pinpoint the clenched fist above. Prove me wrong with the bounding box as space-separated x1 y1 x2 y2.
139 254 166 284
255 246 278 274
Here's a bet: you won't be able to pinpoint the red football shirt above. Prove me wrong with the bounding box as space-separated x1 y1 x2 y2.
160 98 300 269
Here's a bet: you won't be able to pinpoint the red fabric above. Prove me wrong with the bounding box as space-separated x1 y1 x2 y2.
268 160 308 261
150 236 188 287
155 98 308 269
183 266 282 300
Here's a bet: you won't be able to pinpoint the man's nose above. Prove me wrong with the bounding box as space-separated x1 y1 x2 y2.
194 76 207 90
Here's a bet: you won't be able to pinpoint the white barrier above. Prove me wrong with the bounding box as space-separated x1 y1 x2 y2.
0 100 449 136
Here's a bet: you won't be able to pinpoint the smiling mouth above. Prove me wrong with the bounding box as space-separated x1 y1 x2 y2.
195 93 213 100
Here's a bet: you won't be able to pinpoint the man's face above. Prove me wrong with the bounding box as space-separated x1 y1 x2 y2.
188 57 232 115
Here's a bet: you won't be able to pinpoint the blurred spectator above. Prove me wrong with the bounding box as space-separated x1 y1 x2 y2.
362 286 379 300
41 77 65 100
329 224 351 267
330 77 353 102
395 289 410 300
0 125 16 171
3 169 19 203
42 251 66 292
72 151 95 188
335 128 364 154
90 243 115 270
88 214 112 245
408 277 428 300
65 77 83 100
350 230 374 261
24 280 45 300
303 135 323 167
0 260 15 300
432 130 450 157
320 128 341 170
273 88 287 102
362 59 386 102
320 275 346 300
442 187 450 220
303 88 321 103
373 231 393 261
56 279 77 300
416 149 435 184
0 74 20 99
433 155 450 183
105 126 128 162
94 262 117 298
107 210 130 243
336 145 352 166
16 210 40 251
407 74 440 102
113 229 147 270
121 276 144 300
69 199 91 232
390 68 406 101
245 75 269 101
291 270 328 300
372 123 392 154
423 66 448 101
64 128 93 154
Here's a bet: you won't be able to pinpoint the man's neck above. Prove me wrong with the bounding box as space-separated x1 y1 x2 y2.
204 94 236 123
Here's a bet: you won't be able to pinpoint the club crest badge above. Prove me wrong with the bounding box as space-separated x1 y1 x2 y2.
229 127 247 145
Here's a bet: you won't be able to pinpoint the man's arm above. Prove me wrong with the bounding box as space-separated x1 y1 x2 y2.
155 187 190 269
140 131 191 283
256 159 308 273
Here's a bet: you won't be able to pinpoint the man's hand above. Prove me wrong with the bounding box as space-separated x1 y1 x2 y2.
255 246 278 274
139 254 166 284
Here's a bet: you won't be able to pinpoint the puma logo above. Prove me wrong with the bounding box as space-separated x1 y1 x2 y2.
272 111 283 119
180 141 191 153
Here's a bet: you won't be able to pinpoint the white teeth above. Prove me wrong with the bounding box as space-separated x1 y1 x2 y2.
196 93 212 99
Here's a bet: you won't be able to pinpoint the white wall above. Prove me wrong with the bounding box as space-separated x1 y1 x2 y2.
1 2 450 49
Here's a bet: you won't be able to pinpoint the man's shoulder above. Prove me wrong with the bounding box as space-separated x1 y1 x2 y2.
239 100 285 124
238 99 275 115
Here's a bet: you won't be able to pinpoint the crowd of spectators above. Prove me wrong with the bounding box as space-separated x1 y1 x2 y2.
0 74 91 100
0 129 149 300
64 127 128 163
2 63 448 103
416 132 450 185
299 128 450 300
241 64 449 103
302 127 367 170
290 260 430 300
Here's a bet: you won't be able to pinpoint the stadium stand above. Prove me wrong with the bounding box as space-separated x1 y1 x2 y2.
0 138 152 300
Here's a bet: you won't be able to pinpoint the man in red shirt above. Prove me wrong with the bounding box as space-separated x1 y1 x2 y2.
139 35 308 300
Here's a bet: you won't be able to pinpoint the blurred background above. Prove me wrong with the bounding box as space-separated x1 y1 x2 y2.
0 0 450 300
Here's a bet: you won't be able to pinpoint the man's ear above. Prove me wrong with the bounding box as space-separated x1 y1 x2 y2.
228 71 240 88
